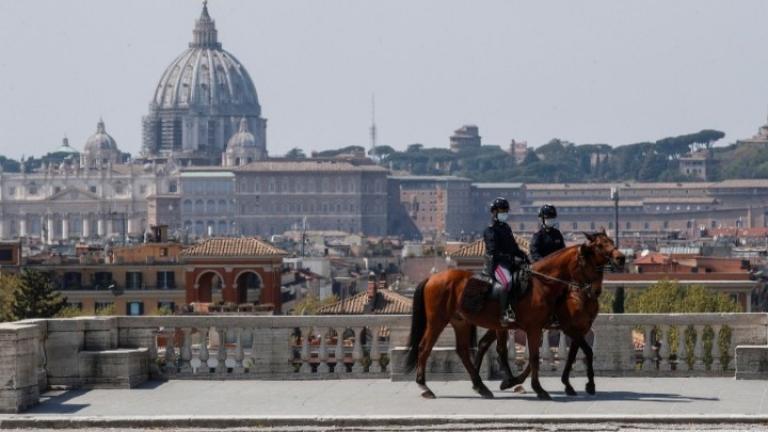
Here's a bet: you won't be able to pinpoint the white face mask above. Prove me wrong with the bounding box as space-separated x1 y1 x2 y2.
496 212 509 222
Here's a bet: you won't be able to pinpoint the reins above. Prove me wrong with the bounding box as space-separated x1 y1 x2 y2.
527 244 613 300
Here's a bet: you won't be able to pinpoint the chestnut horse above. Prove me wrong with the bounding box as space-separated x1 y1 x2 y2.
473 231 622 396
404 230 624 400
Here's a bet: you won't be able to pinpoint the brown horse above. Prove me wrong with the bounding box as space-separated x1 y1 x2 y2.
473 231 621 396
404 230 624 400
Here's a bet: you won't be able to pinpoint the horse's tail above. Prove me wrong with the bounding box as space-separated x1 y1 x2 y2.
404 277 429 373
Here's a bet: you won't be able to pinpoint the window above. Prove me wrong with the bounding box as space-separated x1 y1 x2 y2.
125 272 143 290
169 182 178 193
28 185 37 195
663 221 669 229
139 185 147 194
625 221 631 229
66 302 83 311
572 222 578 230
8 187 15 196
157 301 176 313
54 186 61 194
95 302 114 315
62 272 82 290
160 247 168 257
157 271 175 289
93 272 113 290
126 301 144 316
89 185 97 193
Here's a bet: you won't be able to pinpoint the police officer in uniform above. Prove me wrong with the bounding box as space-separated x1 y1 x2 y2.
530 204 565 263
483 197 529 324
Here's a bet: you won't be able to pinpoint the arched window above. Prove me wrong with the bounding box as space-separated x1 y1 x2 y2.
182 200 193 214
194 200 204 215
206 199 216 214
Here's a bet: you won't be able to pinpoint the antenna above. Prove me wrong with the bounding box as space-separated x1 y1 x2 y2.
369 94 377 158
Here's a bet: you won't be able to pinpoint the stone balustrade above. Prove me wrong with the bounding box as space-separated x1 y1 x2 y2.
0 313 766 412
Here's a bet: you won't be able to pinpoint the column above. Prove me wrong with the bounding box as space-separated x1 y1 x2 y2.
19 218 26 237
106 218 114 237
82 217 90 238
46 217 55 244
61 216 69 240
97 218 105 237
0 218 6 239
127 217 135 236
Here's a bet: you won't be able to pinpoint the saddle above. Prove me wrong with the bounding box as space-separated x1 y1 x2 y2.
460 266 531 314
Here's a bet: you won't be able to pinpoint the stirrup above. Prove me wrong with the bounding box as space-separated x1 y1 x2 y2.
500 310 516 326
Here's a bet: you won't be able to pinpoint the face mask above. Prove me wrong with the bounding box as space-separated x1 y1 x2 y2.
497 212 509 222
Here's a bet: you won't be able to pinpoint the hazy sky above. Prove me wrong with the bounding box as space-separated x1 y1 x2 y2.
2 0 768 159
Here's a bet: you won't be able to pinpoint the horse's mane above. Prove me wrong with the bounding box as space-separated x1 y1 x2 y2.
531 243 580 272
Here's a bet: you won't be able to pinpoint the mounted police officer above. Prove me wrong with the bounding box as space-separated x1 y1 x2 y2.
482 197 529 325
530 204 565 263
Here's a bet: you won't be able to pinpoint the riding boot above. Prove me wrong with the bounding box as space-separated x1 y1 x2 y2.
499 286 515 325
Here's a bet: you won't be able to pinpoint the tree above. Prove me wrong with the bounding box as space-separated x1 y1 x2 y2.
625 280 740 313
612 286 625 313
0 274 21 321
292 294 339 315
285 148 307 160
12 269 67 320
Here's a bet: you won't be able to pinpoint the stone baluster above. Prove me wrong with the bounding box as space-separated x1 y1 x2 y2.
318 329 329 374
677 325 688 371
642 326 655 372
659 325 672 372
217 327 228 374
522 334 530 373
335 327 345 374
352 327 364 373
557 331 568 372
711 325 722 372
542 330 553 371
693 325 705 371
199 327 210 374
180 328 192 374
234 328 245 373
300 327 311 374
370 326 381 373
164 329 176 374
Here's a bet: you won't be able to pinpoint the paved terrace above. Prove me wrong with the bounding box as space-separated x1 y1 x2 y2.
3 378 768 430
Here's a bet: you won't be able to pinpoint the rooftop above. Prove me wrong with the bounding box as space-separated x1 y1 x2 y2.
316 289 412 314
181 237 286 257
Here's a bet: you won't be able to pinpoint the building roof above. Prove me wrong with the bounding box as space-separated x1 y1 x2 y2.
525 182 714 191
450 237 530 257
528 200 644 208
181 237 287 257
238 160 388 173
388 175 471 182
317 289 412 314
634 252 672 265
471 182 525 189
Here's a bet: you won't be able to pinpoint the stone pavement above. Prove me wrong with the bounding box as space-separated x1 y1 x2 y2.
2 377 768 430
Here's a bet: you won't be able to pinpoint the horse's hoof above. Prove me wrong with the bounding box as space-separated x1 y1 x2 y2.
536 391 552 400
512 385 526 394
586 382 596 395
500 379 513 391
421 390 436 399
474 386 495 399
565 385 578 396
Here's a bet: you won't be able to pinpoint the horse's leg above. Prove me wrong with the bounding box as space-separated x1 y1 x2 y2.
526 328 551 400
473 329 497 371
561 337 580 396
497 330 518 390
416 320 447 399
579 338 596 395
452 318 494 399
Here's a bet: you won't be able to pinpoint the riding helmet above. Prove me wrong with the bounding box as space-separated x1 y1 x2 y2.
489 197 510 213
538 203 557 219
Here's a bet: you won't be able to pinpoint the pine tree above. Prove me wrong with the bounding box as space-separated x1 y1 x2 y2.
11 269 67 320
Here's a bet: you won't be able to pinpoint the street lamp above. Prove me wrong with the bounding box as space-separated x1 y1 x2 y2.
610 187 620 249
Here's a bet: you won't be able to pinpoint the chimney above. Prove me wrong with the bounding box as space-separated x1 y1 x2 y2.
367 272 378 300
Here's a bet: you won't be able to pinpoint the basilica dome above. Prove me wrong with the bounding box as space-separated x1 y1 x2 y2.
227 118 257 148
151 2 260 114
84 119 118 152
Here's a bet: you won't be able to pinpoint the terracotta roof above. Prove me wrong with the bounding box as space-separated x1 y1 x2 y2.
634 252 672 265
181 237 287 257
711 227 768 238
317 289 413 314
450 237 530 257
237 160 388 172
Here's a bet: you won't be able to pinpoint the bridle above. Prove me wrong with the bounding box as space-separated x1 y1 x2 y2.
528 241 618 300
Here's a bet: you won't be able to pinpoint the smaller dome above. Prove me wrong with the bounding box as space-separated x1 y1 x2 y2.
55 136 79 155
227 118 256 149
84 119 118 152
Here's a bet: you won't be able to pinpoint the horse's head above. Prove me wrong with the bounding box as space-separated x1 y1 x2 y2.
579 227 626 271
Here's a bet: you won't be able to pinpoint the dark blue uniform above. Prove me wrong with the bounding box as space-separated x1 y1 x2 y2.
530 226 565 262
483 220 528 279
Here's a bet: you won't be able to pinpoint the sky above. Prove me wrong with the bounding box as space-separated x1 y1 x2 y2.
1 0 768 159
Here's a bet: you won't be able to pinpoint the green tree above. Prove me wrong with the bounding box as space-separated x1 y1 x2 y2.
292 294 339 315
285 148 307 160
0 273 22 321
612 286 625 313
625 280 741 313
12 269 67 320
